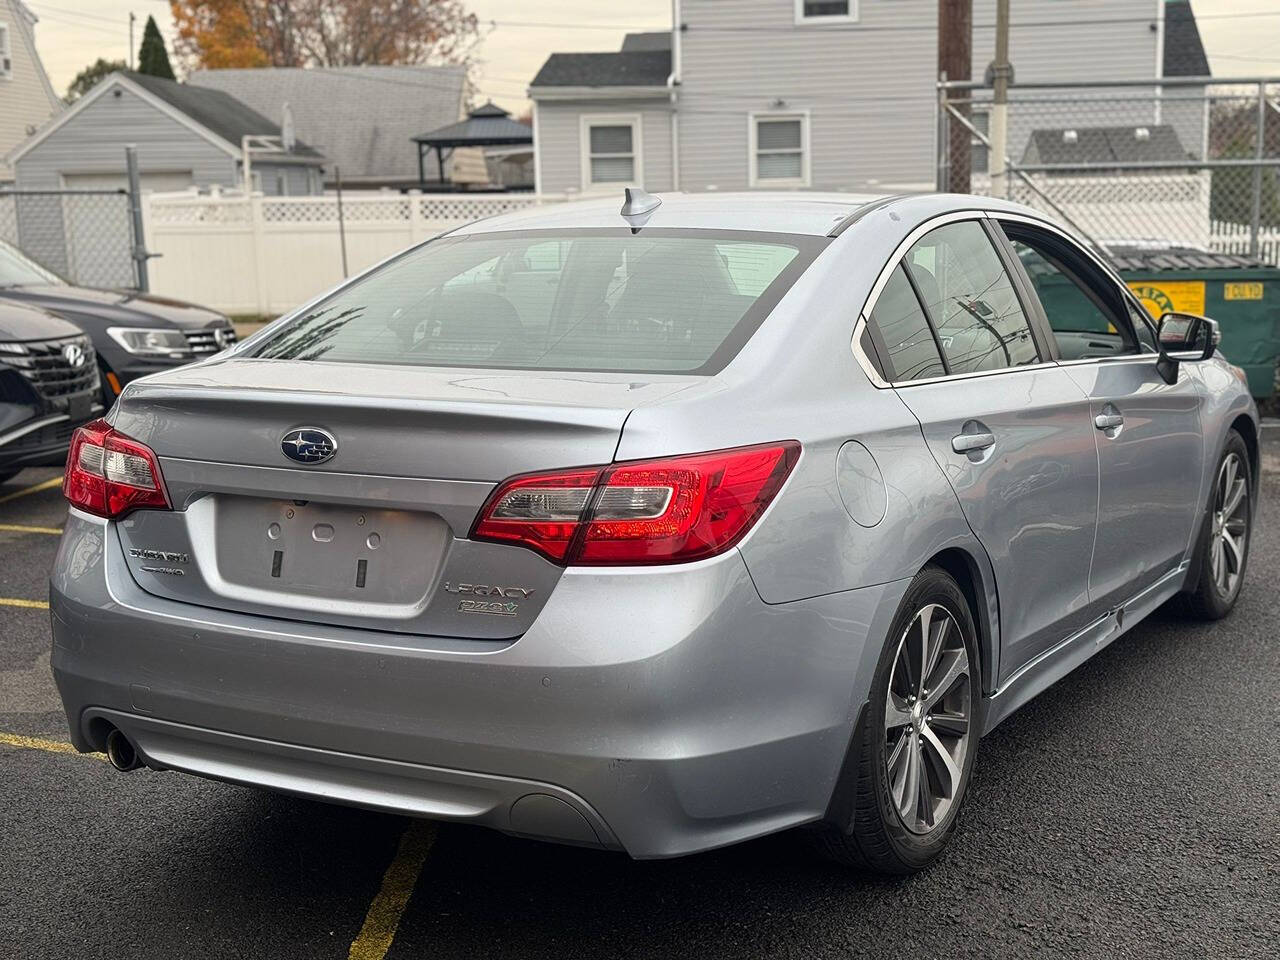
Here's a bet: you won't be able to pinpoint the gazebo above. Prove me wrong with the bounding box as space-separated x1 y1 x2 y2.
411 102 533 188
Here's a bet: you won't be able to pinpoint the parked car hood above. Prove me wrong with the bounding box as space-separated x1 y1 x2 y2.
0 298 85 342
1 284 227 330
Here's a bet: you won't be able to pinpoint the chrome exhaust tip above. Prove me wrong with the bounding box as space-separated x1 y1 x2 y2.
104 728 143 772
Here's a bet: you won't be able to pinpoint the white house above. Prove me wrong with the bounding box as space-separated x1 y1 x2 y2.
529 0 1211 197
0 0 61 183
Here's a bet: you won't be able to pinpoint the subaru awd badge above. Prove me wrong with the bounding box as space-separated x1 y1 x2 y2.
281 427 337 464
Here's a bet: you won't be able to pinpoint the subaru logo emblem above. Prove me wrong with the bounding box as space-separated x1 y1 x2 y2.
280 427 337 465
62 343 87 369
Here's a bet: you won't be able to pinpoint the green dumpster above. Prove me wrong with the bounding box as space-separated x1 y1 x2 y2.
1111 249 1280 399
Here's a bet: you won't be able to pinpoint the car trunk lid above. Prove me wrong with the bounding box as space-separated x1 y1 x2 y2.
109 357 702 638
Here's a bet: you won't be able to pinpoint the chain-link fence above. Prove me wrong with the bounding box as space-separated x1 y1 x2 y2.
940 77 1280 264
0 189 138 288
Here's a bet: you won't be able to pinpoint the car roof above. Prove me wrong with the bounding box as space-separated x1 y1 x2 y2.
452 191 891 238
451 191 1059 239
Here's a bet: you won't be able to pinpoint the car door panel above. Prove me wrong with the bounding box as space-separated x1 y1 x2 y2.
894 367 1100 679
1060 358 1204 607
995 217 1207 612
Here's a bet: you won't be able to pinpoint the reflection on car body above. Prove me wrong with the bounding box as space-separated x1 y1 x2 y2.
49 191 1257 872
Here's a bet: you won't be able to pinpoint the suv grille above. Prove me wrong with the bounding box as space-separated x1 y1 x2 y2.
0 336 99 398
184 327 237 355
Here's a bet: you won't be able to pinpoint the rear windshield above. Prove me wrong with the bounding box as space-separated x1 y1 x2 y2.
251 228 825 374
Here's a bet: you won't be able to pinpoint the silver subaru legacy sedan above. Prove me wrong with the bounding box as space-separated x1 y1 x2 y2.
50 192 1256 873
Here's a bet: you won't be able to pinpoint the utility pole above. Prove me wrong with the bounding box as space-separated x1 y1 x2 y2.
125 145 150 292
989 0 1012 199
938 0 972 193
128 12 136 70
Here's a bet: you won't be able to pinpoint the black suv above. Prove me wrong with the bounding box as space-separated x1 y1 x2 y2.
0 300 102 483
0 240 236 406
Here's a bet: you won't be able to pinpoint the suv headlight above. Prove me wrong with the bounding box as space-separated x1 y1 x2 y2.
107 327 191 357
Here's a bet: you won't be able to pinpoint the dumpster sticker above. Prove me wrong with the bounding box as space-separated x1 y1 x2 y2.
1127 281 1206 317
1224 281 1264 301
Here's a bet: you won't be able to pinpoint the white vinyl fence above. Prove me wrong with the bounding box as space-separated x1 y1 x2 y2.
145 191 556 315
1209 220 1280 266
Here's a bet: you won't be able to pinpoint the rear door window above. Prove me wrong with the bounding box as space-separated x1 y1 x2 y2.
252 229 824 375
904 221 1040 374
865 265 945 381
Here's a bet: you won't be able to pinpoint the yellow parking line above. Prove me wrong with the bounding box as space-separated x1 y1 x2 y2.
0 475 63 506
0 523 62 535
0 598 49 609
0 731 105 761
348 820 437 960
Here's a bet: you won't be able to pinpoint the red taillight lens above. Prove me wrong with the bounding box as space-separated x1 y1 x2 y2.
466 467 599 562
62 418 171 519
472 442 800 566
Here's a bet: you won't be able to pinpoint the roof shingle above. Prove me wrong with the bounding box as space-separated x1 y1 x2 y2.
1163 1 1210 78
189 65 467 181
1023 124 1190 166
530 50 671 89
126 71 323 159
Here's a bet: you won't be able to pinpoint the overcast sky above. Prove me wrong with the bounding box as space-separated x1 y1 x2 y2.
26 0 1280 109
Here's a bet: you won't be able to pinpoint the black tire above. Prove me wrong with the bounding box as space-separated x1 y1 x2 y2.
813 564 980 873
0 469 19 485
1179 429 1253 621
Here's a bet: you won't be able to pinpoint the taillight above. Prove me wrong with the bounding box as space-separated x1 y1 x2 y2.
472 442 800 566
62 418 171 519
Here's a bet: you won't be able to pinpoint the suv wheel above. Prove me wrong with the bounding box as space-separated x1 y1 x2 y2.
814 565 980 873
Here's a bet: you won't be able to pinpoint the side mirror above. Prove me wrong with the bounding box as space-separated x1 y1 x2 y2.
1155 312 1219 384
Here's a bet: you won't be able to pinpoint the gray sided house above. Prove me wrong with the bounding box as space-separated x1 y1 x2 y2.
529 32 675 196
8 71 325 196
530 0 1211 196
189 65 470 189
0 0 61 183
6 72 323 285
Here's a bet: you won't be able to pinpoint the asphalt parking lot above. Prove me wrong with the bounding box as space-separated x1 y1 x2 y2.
2 444 1278 960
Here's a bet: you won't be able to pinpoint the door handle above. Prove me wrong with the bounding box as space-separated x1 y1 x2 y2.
1094 413 1124 430
951 431 996 453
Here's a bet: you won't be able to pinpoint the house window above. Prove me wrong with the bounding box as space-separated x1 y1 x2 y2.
750 113 810 187
795 0 857 24
971 109 990 174
0 23 12 80
581 115 642 191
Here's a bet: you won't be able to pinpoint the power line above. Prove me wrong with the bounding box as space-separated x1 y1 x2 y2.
490 9 1280 33
28 3 124 26
28 9 125 38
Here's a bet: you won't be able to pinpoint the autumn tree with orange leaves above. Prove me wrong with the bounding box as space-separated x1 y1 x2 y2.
169 0 481 71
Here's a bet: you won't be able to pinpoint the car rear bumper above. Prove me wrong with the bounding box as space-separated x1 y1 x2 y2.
50 509 905 858
0 406 103 469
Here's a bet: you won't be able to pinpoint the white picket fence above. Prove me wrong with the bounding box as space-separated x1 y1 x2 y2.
144 190 560 315
1208 220 1280 266
144 190 1280 317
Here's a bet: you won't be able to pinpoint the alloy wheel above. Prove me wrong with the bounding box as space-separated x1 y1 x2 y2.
884 603 972 835
1210 452 1249 598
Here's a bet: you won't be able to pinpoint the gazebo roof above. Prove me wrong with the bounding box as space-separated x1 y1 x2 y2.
412 101 532 148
